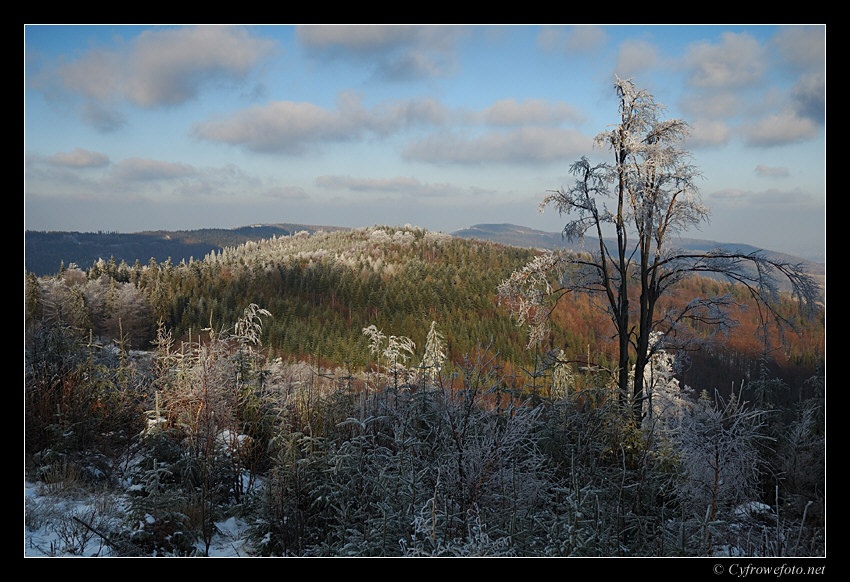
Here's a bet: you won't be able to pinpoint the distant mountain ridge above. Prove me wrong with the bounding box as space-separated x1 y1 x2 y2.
453 222 812 261
455 223 758 255
452 223 825 291
24 223 347 276
25 222 824 291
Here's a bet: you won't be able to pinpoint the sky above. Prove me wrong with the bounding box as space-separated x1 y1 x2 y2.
24 25 826 261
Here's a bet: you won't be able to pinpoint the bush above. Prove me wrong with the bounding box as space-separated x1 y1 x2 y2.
25 321 145 484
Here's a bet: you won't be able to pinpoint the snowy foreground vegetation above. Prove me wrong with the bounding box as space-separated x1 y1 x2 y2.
24 226 825 557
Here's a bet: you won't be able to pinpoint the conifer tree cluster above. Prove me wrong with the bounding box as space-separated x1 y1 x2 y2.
25 273 824 556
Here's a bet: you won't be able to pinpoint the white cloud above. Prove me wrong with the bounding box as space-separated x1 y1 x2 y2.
755 165 790 178
46 148 110 168
790 72 826 125
124 26 276 108
615 38 660 79
710 185 822 208
680 91 742 121
112 158 197 181
403 127 592 165
771 25 825 72
683 32 766 90
192 100 343 154
51 47 123 103
316 174 481 200
192 92 448 154
34 26 276 129
297 25 418 54
537 25 607 54
710 188 747 200
740 110 822 148
296 25 464 81
262 186 309 200
317 175 421 192
79 101 128 132
747 187 820 206
481 98 584 127
687 119 732 148
676 27 824 149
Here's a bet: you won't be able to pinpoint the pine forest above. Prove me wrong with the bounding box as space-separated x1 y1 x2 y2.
24 224 825 557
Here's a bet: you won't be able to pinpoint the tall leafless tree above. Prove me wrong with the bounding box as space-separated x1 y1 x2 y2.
498 77 820 420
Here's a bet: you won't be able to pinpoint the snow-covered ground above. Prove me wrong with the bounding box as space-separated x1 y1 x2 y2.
24 480 254 557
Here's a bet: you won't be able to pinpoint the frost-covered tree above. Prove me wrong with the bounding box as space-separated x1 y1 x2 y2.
498 77 819 420
421 320 446 382
673 390 770 554
363 324 416 388
639 332 694 431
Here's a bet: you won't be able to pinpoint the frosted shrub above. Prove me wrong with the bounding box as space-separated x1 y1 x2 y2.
671 390 771 555
369 228 392 244
25 319 145 486
496 251 564 349
362 325 416 388
640 332 695 432
252 337 563 556
134 305 274 555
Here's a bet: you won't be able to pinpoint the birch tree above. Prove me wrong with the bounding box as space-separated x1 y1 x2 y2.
498 77 819 420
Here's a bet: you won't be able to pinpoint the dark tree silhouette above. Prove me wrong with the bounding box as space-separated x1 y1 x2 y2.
498 77 820 420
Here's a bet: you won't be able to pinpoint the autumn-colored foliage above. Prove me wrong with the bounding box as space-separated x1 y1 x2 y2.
28 225 823 403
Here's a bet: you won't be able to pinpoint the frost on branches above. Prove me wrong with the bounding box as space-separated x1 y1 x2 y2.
496 76 819 421
638 332 694 430
421 320 446 381
363 324 416 386
496 251 567 349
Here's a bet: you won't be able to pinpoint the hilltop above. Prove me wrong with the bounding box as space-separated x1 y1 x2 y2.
25 223 823 393
25 222 824 288
24 223 826 558
24 223 348 277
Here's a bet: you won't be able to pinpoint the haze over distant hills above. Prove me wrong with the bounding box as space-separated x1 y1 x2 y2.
452 223 825 293
24 224 345 277
25 222 825 293
454 223 797 258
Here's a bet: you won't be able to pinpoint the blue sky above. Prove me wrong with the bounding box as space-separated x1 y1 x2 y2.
24 25 826 260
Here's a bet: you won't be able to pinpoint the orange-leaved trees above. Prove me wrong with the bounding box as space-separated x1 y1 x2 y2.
498 77 819 421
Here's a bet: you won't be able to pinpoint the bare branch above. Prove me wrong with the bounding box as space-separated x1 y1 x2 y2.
499 77 820 418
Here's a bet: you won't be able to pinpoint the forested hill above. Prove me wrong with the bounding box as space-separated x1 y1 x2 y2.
26 221 823 288
26 226 542 372
25 223 827 558
24 221 827 558
26 224 824 403
24 223 348 277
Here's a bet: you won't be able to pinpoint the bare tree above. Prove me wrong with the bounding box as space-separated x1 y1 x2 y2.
498 77 819 420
